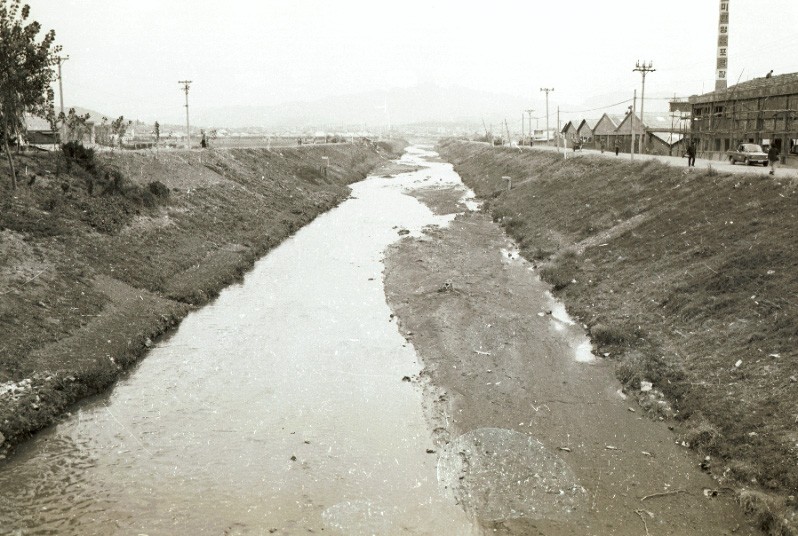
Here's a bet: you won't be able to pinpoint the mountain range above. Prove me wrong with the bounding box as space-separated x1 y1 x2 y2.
73 84 679 131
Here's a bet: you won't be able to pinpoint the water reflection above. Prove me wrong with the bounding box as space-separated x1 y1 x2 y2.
0 146 475 535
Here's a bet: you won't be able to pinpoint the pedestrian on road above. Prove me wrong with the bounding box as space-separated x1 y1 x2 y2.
600 139 606 154
687 141 696 167
768 143 780 175
614 140 620 156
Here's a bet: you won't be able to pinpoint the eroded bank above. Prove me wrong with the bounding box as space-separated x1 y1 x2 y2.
0 140 404 455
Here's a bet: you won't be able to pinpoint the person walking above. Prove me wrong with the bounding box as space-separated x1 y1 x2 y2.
600 139 606 154
614 139 620 156
767 143 780 175
686 141 696 167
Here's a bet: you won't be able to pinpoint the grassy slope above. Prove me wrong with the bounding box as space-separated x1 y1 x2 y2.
438 140 798 532
0 140 404 452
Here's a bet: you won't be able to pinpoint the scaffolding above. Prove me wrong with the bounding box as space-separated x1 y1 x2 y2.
686 73 798 161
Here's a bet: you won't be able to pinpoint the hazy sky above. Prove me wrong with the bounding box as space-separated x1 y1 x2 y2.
29 0 798 123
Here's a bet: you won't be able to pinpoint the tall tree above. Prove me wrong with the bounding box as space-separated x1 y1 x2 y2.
110 116 130 149
0 0 59 189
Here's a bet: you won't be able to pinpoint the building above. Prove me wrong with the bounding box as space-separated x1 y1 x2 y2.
561 120 579 142
23 114 59 146
614 112 645 153
577 119 597 143
612 112 688 155
685 71 798 162
591 113 625 150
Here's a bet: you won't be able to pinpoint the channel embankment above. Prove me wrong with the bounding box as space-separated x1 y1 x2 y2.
437 140 798 534
0 140 405 455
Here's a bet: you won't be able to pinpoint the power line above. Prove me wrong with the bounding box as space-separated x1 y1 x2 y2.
560 98 633 114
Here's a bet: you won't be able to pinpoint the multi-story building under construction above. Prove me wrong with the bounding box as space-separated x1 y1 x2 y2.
682 72 798 163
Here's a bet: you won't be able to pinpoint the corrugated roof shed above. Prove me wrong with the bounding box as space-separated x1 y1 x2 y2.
592 113 625 136
24 114 55 131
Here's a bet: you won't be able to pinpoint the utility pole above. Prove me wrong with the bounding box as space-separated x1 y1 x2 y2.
630 89 637 161
521 113 525 142
633 61 655 154
55 55 69 141
540 88 553 142
525 109 534 143
56 56 69 116
179 80 192 149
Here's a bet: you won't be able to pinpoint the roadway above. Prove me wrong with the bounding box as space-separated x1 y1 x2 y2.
516 142 798 178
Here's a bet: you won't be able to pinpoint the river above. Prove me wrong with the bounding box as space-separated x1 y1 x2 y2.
0 147 479 535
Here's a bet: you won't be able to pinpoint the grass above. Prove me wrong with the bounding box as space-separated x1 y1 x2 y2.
438 139 798 533
0 139 405 452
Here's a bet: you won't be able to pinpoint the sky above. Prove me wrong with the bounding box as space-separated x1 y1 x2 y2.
27 0 798 125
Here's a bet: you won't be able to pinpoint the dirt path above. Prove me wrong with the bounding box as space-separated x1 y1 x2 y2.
383 186 758 535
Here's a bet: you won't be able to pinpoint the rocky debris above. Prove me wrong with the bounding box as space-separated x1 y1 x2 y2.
0 379 33 401
438 279 454 292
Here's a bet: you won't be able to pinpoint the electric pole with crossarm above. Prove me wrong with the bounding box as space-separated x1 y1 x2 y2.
633 61 655 154
179 80 192 149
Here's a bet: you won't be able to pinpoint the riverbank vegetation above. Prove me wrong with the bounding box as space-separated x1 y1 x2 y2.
437 140 797 534
0 140 405 454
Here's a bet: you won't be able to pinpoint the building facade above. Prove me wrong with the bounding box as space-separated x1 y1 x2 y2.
687 71 798 162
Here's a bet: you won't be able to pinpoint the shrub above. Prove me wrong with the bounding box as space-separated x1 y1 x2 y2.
590 322 637 345
539 250 579 290
61 142 97 173
682 418 721 451
148 180 169 199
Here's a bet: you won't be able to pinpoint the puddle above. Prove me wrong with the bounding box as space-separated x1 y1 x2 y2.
500 247 523 264
573 340 596 363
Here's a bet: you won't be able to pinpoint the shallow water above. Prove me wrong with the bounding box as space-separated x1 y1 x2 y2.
0 147 477 535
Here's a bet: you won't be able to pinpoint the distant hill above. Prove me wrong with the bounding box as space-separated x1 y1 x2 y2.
67 106 111 123
72 85 682 131
191 84 540 130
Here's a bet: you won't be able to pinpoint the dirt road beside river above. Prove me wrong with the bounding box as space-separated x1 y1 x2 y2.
383 184 757 535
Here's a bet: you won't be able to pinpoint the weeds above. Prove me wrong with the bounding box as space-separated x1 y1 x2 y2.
438 140 798 515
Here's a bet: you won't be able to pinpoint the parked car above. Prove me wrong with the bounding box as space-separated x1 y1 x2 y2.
727 143 769 166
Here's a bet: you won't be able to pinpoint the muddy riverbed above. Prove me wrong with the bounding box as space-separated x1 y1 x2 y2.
383 152 759 535
0 146 759 535
0 147 475 535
